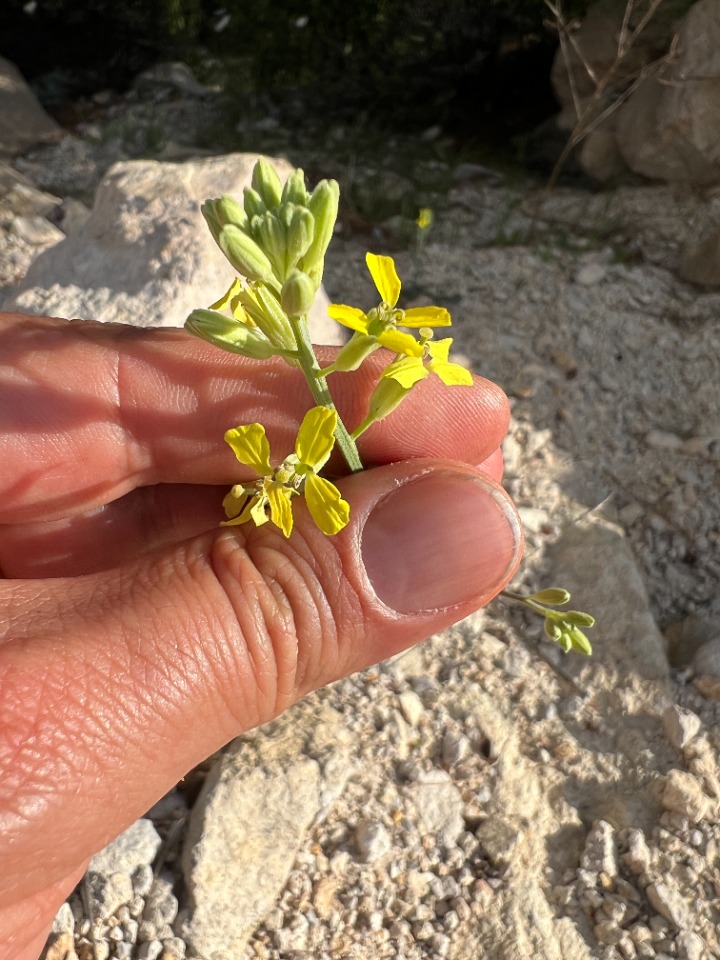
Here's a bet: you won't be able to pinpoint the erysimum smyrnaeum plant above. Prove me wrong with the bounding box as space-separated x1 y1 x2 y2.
185 159 594 656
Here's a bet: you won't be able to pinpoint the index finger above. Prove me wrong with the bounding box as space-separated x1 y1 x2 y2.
0 312 509 523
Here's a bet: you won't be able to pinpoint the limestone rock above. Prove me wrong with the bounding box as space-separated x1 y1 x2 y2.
680 229 720 285
548 515 669 683
2 154 342 344
616 0 720 184
408 770 464 848
0 57 64 158
183 744 321 960
661 705 702 751
549 0 671 131
661 769 712 821
182 704 353 959
89 818 162 879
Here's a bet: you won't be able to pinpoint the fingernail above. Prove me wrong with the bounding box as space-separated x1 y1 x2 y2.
361 471 522 615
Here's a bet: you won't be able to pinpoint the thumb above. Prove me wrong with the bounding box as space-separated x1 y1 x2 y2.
0 459 521 906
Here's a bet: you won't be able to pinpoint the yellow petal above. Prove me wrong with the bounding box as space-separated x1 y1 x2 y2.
224 423 272 474
377 328 424 357
381 356 429 390
327 304 370 333
366 253 401 307
228 295 255 325
427 338 452 362
429 360 473 386
402 305 451 328
295 406 337 471
268 484 294 537
427 340 473 385
305 474 350 535
209 278 243 312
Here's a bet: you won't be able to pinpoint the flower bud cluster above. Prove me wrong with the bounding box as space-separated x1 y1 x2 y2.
202 159 339 314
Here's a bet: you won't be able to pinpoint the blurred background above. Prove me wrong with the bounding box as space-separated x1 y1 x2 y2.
0 0 592 170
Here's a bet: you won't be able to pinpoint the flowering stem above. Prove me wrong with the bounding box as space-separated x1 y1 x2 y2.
292 315 364 473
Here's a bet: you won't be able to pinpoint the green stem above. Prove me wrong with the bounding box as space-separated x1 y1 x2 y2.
501 590 552 618
292 315 364 473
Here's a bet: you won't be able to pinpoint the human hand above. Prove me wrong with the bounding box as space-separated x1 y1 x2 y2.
0 311 522 958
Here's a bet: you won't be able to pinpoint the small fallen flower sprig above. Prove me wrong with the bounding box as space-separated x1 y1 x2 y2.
185 159 594 655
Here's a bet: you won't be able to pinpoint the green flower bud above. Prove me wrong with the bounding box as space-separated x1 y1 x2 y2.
302 179 339 281
243 186 266 220
564 610 596 628
544 618 563 643
285 206 315 272
351 371 415 438
185 309 276 359
218 224 275 284
281 269 316 316
251 158 283 210
257 213 287 278
281 168 309 206
201 196 248 243
569 627 593 655
530 588 571 606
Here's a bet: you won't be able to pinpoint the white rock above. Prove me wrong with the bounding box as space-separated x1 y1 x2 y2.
622 829 653 876
661 769 712 822
354 819 392 862
615 0 720 184
661 705 702 751
50 901 75 935
645 880 689 928
398 690 425 726
0 57 64 158
581 820 618 878
90 819 162 879
644 429 683 451
2 154 342 345
408 770 464 847
548 515 669 681
574 263 606 286
9 215 64 246
86 871 134 921
182 739 322 959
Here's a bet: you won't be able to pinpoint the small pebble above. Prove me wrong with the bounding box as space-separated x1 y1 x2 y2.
51 902 75 935
398 690 425 726
138 940 163 960
662 769 711 822
575 262 606 285
646 880 689 927
355 819 392 862
661 705 702 751
644 428 683 450
132 864 155 897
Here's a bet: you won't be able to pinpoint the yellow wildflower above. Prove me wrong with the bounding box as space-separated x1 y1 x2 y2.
222 407 350 538
323 252 452 373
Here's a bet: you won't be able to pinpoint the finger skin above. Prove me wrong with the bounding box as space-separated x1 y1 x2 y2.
0 312 509 525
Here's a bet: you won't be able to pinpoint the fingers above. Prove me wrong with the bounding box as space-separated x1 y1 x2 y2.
0 448 504 579
0 484 225 577
0 313 509 524
0 458 522 907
